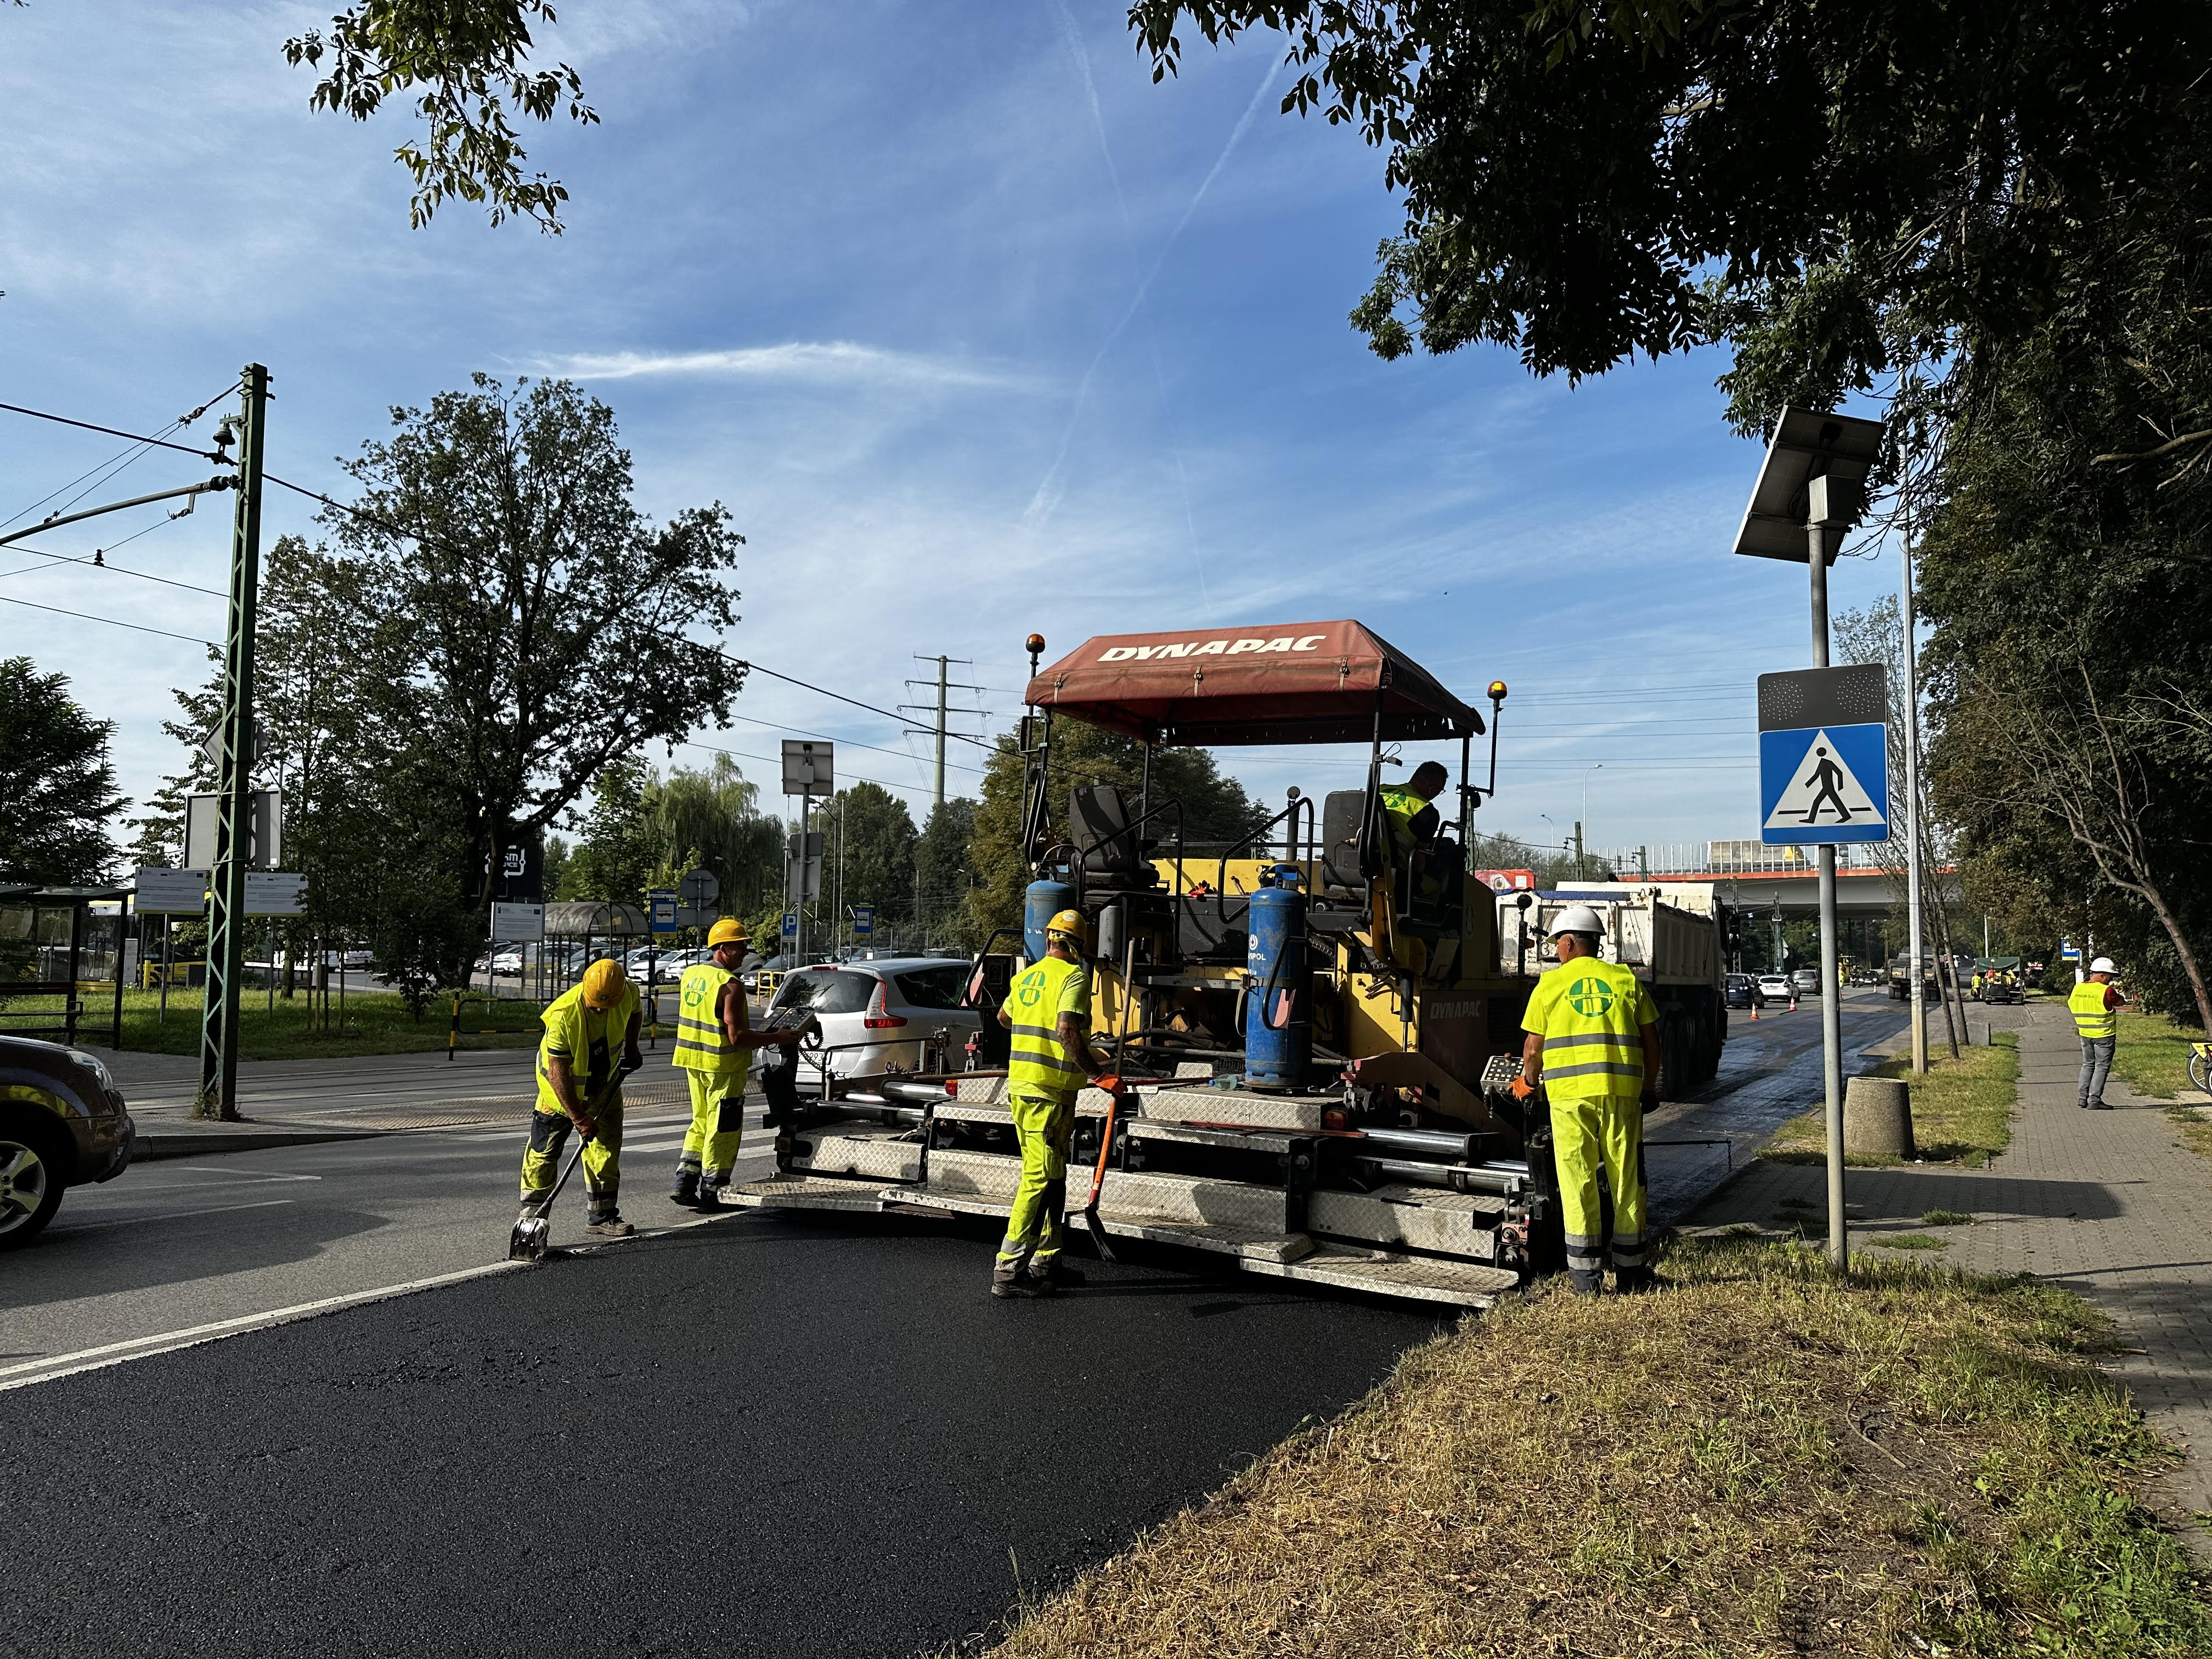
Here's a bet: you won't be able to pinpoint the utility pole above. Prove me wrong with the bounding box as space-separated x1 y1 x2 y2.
901 655 984 811
198 364 268 1121
1573 820 1585 881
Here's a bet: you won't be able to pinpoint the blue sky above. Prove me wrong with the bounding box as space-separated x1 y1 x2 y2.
1 0 1907 868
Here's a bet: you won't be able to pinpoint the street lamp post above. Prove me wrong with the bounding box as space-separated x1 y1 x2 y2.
1580 765 1602 877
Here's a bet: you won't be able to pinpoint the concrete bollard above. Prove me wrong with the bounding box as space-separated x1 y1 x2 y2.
1844 1075 1914 1159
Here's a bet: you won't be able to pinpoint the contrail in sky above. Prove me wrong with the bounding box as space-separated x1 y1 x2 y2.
1023 25 1283 553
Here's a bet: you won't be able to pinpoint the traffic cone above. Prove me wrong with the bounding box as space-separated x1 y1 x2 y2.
1750 1000 1759 1021
1789 993 1798 1013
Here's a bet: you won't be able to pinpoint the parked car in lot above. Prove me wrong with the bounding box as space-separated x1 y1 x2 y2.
741 953 794 995
0 1035 134 1248
765 958 981 1076
1724 973 1765 1010
1790 967 1823 998
1756 972 1791 1002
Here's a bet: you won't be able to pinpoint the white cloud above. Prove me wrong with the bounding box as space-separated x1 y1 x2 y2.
537 342 1043 393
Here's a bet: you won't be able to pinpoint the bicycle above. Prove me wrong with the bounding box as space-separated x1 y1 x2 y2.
2190 1041 2212 1096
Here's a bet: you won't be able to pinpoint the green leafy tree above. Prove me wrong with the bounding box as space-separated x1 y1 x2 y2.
285 1 597 232
644 754 783 918
822 783 919 935
917 798 980 942
559 757 657 905
329 375 748 928
0 657 126 884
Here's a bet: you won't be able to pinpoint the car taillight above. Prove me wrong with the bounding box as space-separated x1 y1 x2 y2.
862 983 907 1030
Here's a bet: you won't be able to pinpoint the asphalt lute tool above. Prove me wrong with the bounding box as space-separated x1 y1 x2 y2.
507 1056 642 1262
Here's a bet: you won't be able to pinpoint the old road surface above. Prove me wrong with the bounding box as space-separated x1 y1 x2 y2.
3 997 1903 1657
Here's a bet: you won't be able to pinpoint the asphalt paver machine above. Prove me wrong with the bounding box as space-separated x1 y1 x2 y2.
731 621 1572 1308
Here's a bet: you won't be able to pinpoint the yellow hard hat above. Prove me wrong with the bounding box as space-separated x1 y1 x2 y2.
581 958 629 1009
1046 909 1087 941
707 918 748 948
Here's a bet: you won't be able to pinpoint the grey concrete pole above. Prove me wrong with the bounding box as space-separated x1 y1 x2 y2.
1810 518 1847 1269
1901 529 1929 1073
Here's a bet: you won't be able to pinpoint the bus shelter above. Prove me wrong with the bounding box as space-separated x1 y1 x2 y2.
0 883 132 1046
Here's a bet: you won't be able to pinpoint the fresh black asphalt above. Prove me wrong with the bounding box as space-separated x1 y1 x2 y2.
4 1212 1443 1658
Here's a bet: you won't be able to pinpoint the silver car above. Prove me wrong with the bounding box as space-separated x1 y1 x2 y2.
766 958 980 1077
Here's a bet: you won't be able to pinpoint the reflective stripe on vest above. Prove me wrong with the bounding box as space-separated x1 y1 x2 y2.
1536 962 1646 1095
2069 980 2117 1041
673 962 750 1075
1005 957 1088 1100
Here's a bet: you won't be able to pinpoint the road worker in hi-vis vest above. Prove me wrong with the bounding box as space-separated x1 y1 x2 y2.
2069 956 2128 1111
1520 904 1665 1296
521 958 644 1238
669 918 815 1209
991 909 1108 1299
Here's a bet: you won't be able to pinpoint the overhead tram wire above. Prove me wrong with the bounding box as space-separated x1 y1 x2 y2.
0 592 218 647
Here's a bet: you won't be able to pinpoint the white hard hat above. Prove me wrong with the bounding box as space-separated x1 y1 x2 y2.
2089 956 2117 974
1546 904 1607 940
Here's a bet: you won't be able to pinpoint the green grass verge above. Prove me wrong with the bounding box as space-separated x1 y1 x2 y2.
1762 1034 2021 1168
1870 1233 1950 1250
2109 1009 2208 1103
1925 1209 1977 1227
979 1239 2211 1659
38 985 547 1062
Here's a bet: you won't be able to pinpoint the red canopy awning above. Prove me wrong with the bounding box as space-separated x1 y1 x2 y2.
1023 620 1485 747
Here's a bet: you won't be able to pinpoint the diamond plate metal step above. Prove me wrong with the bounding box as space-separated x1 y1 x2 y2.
1238 1245 1521 1308
919 1149 1288 1230
1306 1184 1506 1261
1142 1085 1333 1131
787 1125 922 1182
725 1174 889 1212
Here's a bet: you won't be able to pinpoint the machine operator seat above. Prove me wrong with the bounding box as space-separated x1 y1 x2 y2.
1069 785 1162 892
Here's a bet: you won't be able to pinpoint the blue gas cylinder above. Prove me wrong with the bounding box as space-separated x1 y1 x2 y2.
1024 879 1077 963
1244 864 1310 1090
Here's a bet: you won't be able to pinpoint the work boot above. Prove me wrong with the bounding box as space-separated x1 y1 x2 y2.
669 1170 699 1206
1567 1268 1605 1297
1026 1258 1084 1289
1613 1266 1663 1295
2091 1099 2113 1110
584 1210 636 1238
992 1259 1053 1299
695 1178 725 1213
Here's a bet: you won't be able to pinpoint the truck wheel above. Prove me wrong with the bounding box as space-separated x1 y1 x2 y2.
0 1113 68 1250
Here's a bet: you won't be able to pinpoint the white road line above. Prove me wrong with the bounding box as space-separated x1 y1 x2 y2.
52 1198 297 1234
122 1170 327 1188
0 1259 529 1392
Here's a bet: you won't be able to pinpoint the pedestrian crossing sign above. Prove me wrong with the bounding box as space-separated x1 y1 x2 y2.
1756 665 1891 846
1759 725 1889 843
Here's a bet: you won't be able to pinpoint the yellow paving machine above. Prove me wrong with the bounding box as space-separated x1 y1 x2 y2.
730 620 1727 1307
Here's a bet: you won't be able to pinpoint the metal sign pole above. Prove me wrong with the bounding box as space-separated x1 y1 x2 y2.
1808 517 1847 1269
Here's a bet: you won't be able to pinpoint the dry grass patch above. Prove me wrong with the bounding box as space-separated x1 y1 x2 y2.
982 1239 2208 1659
1763 1036 2018 1168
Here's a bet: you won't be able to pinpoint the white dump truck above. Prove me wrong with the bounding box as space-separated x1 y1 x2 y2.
1495 883 1730 1091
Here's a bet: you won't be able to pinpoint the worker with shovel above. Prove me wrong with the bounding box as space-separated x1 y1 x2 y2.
669 918 815 1209
992 909 1108 1299
518 958 645 1239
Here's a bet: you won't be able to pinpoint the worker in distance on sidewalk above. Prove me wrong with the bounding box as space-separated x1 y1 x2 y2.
2070 956 2129 1110
669 918 815 1210
1520 905 1664 1296
991 909 1108 1299
519 958 643 1238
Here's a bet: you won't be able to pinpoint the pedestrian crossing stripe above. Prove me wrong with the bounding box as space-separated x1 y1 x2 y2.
1758 721 1889 844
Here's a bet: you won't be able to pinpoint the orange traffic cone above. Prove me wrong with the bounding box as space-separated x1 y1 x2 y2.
1750 1000 1759 1020
1789 993 1798 1013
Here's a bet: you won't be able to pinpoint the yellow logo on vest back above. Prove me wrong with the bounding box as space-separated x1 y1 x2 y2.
1567 976 1616 1017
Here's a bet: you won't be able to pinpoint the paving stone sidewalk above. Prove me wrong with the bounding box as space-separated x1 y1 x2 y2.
1688 999 2212 1556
